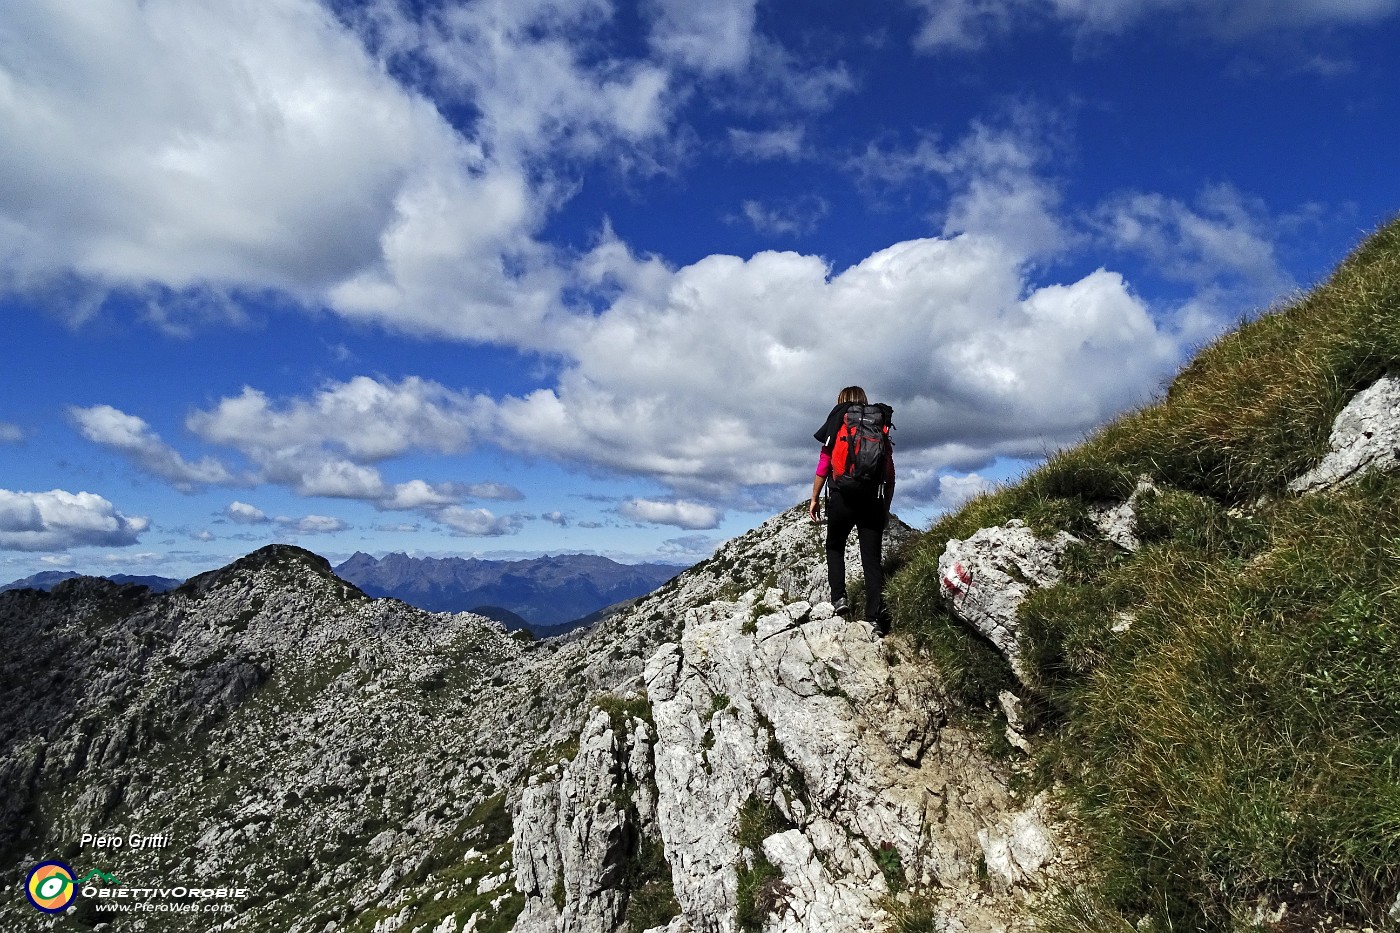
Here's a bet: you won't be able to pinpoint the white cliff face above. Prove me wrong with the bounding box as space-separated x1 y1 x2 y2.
513 507 1072 933
513 707 658 933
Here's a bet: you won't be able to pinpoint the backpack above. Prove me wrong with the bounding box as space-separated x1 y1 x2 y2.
830 403 893 494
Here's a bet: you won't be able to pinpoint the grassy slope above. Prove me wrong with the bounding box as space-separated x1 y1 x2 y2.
889 217 1400 931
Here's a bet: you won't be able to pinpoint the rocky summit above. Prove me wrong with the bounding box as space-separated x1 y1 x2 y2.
0 503 1079 933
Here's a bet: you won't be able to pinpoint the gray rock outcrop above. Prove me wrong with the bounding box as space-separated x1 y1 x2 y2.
1289 373 1400 493
936 520 1078 680
513 708 657 933
513 506 1075 933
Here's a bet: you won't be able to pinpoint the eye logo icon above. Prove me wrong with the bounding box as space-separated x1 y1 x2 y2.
26 861 77 913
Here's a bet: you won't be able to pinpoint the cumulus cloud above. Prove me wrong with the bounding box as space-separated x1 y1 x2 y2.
542 511 570 527
1 1 470 291
224 501 270 524
423 0 673 157
0 0 858 349
467 482 526 501
69 405 237 492
434 506 526 536
480 230 1179 506
0 0 566 341
376 480 471 512
376 522 421 533
894 467 997 510
184 378 490 508
0 488 149 551
0 422 22 443
852 112 1071 259
189 376 477 462
222 501 346 535
619 499 724 530
71 387 528 530
275 514 349 535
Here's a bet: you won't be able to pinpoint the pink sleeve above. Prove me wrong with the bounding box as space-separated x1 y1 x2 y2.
816 448 831 477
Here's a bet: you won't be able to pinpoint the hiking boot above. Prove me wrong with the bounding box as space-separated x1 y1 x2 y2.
873 607 892 637
832 596 850 616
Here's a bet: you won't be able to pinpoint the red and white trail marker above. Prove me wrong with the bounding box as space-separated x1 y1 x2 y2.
942 560 973 595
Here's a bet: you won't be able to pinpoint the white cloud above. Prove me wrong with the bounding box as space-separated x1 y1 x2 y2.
619 498 723 530
853 113 1070 260
375 522 421 533
376 480 470 512
482 228 1179 505
646 0 758 74
906 0 1400 50
0 0 471 291
0 488 149 551
275 514 349 535
225 501 270 525
189 376 478 462
1095 183 1296 295
0 0 858 350
658 533 718 558
0 422 22 443
69 404 238 492
466 482 526 501
906 0 1025 50
894 467 996 509
185 378 486 507
217 506 347 535
729 126 806 160
542 511 570 527
434 506 525 536
0 0 568 342
739 197 829 237
425 0 673 156
192 529 215 542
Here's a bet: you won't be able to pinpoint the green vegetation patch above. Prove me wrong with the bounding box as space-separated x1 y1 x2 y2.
1035 475 1400 929
890 219 1400 930
621 835 681 932
733 793 795 932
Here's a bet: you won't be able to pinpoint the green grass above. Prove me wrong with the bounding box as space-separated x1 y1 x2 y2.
733 794 795 932
888 217 1400 930
621 835 681 932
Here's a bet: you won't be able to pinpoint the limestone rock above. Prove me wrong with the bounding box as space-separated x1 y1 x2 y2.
1290 373 1400 492
512 707 658 933
643 583 1065 932
1087 477 1155 552
936 520 1077 679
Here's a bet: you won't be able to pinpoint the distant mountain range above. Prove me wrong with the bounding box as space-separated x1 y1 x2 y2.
333 552 687 629
0 570 182 593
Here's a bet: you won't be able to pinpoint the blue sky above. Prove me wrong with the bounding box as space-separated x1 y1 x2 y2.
1 0 1398 581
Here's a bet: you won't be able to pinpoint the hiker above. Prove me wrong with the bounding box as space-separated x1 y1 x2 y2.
808 386 895 635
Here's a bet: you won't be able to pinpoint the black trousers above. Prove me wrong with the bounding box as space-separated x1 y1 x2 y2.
825 486 887 622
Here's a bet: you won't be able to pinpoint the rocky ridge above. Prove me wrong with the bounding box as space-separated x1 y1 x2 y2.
0 508 923 933
508 507 1071 933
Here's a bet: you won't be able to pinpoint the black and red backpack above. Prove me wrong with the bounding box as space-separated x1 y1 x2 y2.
830 403 894 494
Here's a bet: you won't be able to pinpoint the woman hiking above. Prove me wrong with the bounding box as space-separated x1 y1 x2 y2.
808 386 895 635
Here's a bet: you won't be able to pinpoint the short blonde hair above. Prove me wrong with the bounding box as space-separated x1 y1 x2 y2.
837 386 868 405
